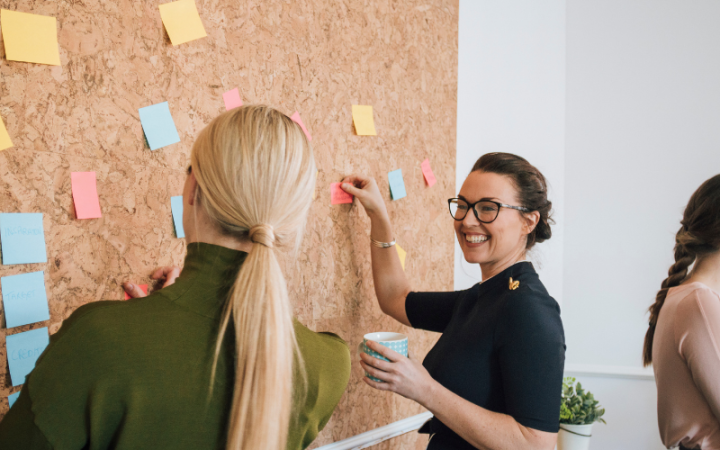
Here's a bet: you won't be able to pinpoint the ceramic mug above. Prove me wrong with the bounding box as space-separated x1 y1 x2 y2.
360 332 408 382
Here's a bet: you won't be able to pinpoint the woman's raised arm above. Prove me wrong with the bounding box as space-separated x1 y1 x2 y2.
341 174 412 327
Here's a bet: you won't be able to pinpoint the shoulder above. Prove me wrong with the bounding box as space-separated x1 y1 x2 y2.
497 272 564 342
673 283 720 329
294 321 351 365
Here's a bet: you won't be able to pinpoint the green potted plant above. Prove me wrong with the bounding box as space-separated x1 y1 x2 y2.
558 377 606 450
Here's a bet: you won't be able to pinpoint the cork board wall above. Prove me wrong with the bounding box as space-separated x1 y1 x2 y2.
0 1 459 449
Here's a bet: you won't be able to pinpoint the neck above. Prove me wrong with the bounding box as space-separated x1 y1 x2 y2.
685 251 720 293
186 215 254 254
479 246 528 282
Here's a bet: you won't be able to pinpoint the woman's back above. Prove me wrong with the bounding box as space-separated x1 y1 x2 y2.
653 282 720 449
0 243 351 450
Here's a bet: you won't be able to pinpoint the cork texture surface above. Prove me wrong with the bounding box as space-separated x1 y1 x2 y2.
0 1 459 448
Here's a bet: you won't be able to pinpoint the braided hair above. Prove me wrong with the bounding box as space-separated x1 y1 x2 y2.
643 174 720 366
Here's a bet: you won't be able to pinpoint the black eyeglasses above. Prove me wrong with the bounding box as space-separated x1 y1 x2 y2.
448 198 530 223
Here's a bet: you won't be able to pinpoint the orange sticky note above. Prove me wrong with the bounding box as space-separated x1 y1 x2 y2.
71 172 102 219
0 116 13 151
159 0 207 46
421 159 437 187
1 10 61 66
124 284 148 300
396 244 407 271
331 183 353 205
223 88 243 110
290 111 312 142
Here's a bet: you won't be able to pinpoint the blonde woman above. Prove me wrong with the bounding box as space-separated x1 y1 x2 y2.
0 106 351 450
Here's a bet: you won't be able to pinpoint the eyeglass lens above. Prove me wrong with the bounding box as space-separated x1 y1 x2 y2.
449 199 499 222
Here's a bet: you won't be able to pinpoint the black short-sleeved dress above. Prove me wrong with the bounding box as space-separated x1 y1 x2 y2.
406 261 565 450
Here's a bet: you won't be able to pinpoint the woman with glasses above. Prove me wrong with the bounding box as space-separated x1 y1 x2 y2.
340 152 565 450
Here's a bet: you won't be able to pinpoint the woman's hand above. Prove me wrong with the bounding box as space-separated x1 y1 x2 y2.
341 174 389 220
359 340 436 406
122 266 182 299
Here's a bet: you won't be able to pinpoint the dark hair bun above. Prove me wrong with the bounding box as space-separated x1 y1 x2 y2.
472 152 553 249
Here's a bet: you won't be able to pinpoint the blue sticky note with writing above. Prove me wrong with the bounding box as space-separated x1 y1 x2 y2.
8 392 20 408
171 196 185 238
388 169 407 201
6 327 49 386
138 101 181 151
2 271 50 328
0 213 47 265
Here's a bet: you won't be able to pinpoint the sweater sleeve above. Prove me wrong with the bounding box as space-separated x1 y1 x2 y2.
676 288 720 424
0 387 53 450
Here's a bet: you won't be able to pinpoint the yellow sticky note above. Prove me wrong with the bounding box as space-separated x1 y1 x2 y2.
0 117 13 151
159 0 207 46
396 244 407 271
352 105 377 136
1 10 61 66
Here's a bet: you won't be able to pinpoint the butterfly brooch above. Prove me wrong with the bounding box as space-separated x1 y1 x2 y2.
509 277 520 291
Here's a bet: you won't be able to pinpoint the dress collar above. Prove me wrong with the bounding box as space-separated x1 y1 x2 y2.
159 242 248 319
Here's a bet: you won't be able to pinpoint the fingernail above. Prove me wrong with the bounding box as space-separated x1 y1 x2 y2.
125 283 134 289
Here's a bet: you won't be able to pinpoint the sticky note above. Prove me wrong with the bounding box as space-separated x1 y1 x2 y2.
6 327 49 386
0 116 13 151
0 213 47 265
396 244 407 271
171 196 185 238
421 159 437 187
8 392 20 408
223 88 243 111
352 105 377 136
124 284 148 300
138 102 181 151
0 10 61 66
290 111 312 142
331 183 353 205
2 271 50 328
388 169 407 201
71 172 102 219
158 0 207 46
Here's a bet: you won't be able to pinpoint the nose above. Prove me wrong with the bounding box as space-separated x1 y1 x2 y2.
461 207 481 228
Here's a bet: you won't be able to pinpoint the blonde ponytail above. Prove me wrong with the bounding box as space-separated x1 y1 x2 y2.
191 106 315 450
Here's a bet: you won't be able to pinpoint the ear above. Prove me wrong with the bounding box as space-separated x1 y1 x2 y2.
187 171 199 206
521 210 540 236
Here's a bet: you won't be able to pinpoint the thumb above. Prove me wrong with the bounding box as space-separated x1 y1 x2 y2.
341 182 363 197
123 282 148 299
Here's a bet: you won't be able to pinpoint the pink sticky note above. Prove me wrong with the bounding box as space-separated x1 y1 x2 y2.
331 183 353 205
223 88 243 111
421 159 437 187
124 284 148 300
71 172 102 219
290 111 312 142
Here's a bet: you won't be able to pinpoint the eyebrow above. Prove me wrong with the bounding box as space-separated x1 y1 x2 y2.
458 195 500 202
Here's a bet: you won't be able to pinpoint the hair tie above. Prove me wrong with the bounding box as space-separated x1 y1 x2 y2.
249 224 275 248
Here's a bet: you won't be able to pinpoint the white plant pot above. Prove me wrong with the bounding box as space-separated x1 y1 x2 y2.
557 424 593 450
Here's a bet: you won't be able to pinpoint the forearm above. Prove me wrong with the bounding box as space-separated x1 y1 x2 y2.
421 381 555 450
369 213 411 324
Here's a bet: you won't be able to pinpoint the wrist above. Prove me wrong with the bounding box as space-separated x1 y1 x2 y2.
417 378 442 410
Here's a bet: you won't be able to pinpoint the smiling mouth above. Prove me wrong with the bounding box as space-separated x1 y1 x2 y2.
465 234 489 244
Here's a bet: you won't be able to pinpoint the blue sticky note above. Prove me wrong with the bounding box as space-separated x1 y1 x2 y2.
6 327 49 386
171 196 185 238
2 271 50 328
388 169 407 201
8 392 20 408
138 101 181 151
0 213 48 265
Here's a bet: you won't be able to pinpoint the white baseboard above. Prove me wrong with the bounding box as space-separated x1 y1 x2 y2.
565 363 655 380
314 411 433 450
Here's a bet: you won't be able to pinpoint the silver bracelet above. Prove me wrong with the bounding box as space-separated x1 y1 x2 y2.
371 237 396 248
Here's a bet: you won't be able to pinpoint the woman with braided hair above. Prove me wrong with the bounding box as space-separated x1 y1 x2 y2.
0 106 351 450
644 175 720 450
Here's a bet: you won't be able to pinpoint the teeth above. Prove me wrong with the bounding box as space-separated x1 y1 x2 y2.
466 235 488 243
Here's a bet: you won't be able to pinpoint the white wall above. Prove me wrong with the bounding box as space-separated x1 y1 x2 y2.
457 1 720 449
455 0 566 305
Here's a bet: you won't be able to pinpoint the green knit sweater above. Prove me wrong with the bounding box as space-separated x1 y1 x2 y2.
0 243 351 450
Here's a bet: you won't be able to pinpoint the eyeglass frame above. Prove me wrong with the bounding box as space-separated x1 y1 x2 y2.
447 197 531 223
